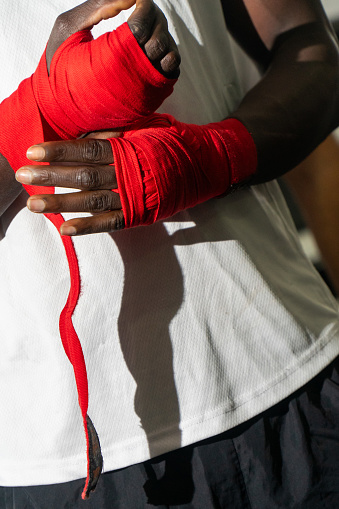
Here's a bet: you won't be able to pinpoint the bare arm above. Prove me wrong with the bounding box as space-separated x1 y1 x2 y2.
222 0 339 181
13 0 339 237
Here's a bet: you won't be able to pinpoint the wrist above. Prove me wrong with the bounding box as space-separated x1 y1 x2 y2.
207 118 258 189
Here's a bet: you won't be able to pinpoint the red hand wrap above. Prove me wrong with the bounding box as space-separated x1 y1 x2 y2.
109 114 258 227
34 23 176 139
0 23 176 500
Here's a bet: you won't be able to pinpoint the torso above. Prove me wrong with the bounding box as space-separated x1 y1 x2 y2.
0 0 338 486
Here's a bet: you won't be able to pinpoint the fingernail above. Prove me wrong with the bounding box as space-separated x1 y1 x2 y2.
26 146 45 161
16 169 33 184
27 198 45 212
60 225 77 236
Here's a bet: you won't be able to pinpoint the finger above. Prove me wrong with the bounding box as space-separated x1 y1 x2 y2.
16 165 117 190
47 0 136 69
27 190 121 214
159 48 181 78
60 210 125 236
128 0 180 77
144 22 181 77
26 139 113 164
128 0 157 46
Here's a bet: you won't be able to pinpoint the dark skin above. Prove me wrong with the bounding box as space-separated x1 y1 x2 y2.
3 0 339 236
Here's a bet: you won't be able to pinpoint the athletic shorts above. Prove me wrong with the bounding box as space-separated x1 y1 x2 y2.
1 356 338 509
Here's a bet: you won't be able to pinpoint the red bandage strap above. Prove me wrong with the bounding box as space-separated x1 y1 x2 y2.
0 79 100 500
110 114 258 228
0 23 177 500
34 23 176 139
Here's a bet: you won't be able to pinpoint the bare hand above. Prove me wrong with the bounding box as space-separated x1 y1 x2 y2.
16 135 125 236
47 0 180 78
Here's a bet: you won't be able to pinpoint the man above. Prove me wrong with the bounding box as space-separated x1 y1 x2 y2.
0 1 338 507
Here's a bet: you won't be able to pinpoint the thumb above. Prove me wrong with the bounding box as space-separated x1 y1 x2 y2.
47 0 136 70
75 0 137 28
127 0 157 45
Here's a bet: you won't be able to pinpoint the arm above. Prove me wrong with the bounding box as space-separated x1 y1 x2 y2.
14 0 339 235
0 0 180 216
222 0 339 181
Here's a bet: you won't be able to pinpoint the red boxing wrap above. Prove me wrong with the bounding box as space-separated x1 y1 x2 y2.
109 114 258 228
34 24 176 139
0 23 176 500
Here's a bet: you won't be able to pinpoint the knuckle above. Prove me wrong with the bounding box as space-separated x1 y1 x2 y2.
51 143 68 162
83 140 105 163
146 33 169 61
87 191 111 211
128 3 157 45
35 168 51 184
53 13 70 37
161 51 181 75
76 167 101 189
128 19 150 45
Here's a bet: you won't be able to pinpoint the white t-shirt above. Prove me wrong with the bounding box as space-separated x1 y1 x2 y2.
322 0 339 20
0 0 338 487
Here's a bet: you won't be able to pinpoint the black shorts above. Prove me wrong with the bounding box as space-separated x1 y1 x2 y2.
1 357 339 509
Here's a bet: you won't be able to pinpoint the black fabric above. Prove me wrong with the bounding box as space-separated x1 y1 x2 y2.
83 415 103 499
1 357 339 508
220 0 271 70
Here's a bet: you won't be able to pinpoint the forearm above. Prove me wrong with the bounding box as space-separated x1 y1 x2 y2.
232 21 339 183
0 152 23 216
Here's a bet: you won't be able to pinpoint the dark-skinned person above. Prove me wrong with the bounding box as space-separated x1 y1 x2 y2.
0 1 339 507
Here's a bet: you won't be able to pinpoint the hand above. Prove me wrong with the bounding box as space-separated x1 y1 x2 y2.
16 135 124 236
47 0 180 78
15 113 257 236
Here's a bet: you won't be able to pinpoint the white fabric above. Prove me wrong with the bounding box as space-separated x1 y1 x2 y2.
322 0 339 19
0 0 339 487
